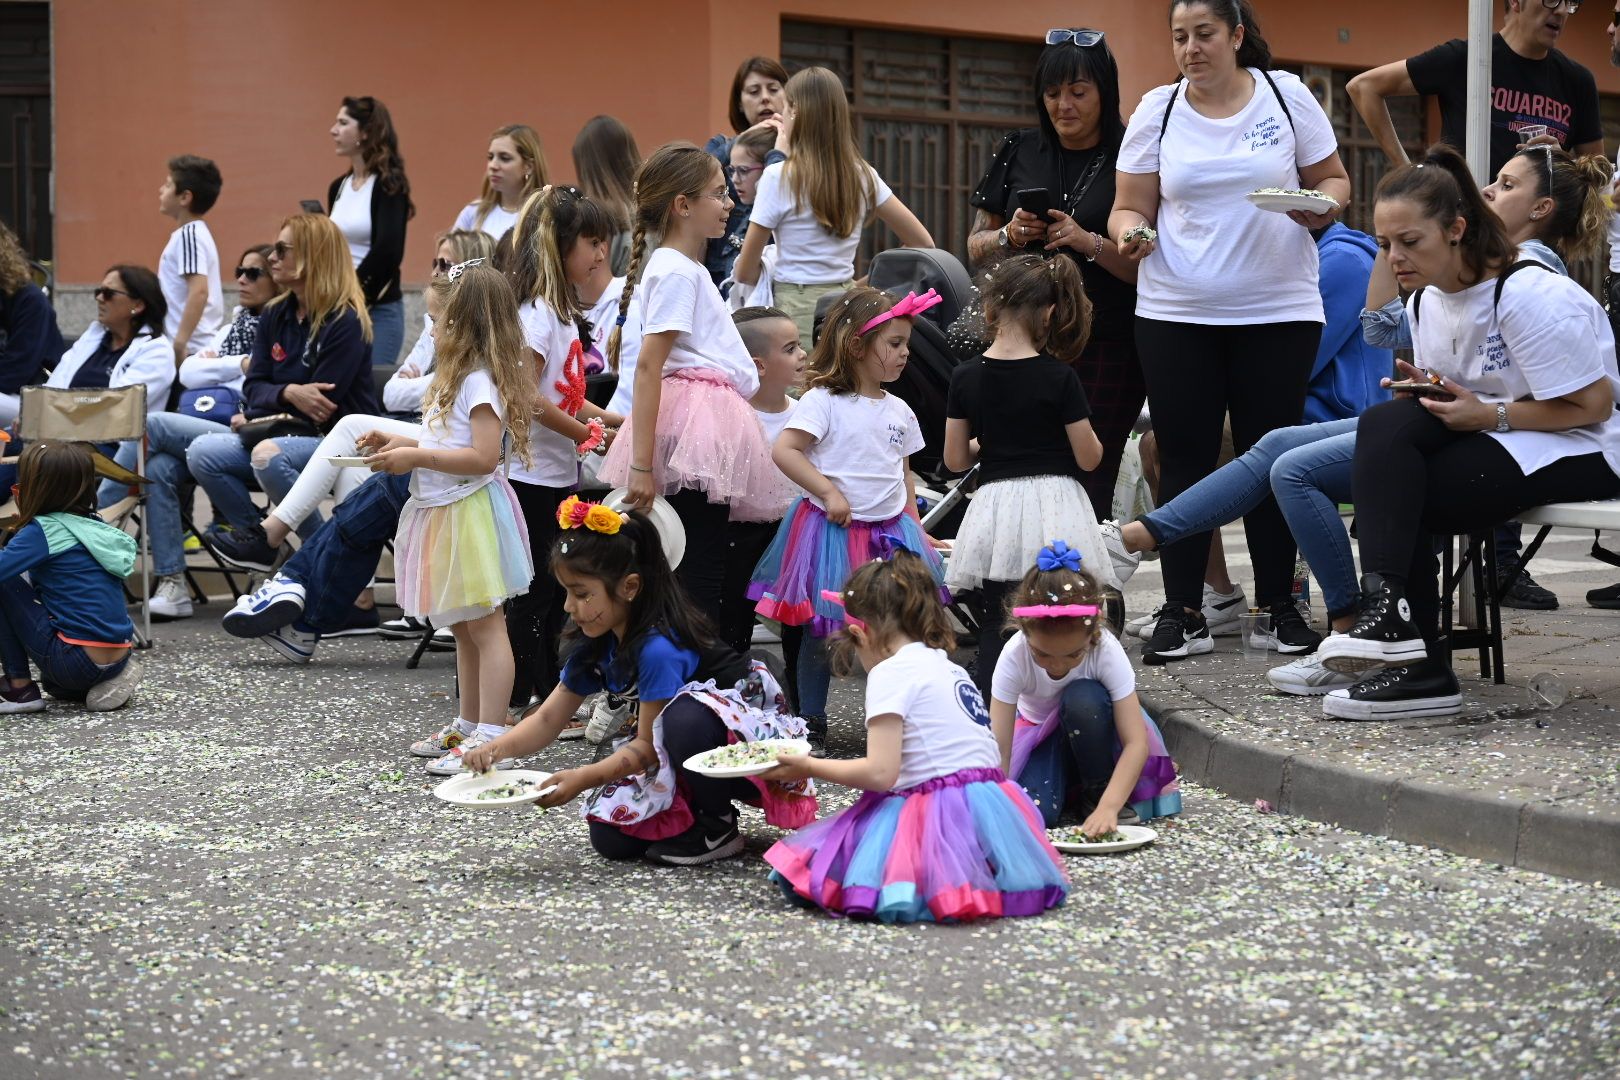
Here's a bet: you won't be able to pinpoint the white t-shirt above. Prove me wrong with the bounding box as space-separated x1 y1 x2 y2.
383 314 435 414
409 369 504 507
638 247 758 397
754 398 797 445
751 161 893 284
1409 270 1620 478
991 630 1135 719
584 277 643 417
158 220 224 348
330 173 376 267
510 299 582 488
787 387 923 520
1117 69 1338 325
866 642 999 791
453 200 519 241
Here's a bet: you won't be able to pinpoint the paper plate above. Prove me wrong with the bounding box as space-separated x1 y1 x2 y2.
327 456 371 467
603 489 686 569
433 768 556 809
1245 190 1339 216
1047 823 1158 855
684 738 811 779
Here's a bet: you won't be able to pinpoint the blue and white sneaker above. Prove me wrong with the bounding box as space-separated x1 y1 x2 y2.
259 625 318 664
222 574 306 639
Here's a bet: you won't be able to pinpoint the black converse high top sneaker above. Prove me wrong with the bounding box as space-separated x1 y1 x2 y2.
1317 573 1428 675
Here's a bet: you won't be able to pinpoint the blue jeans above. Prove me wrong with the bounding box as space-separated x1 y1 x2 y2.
1140 418 1360 618
796 633 832 718
98 411 230 578
0 577 129 697
186 433 320 533
1016 679 1116 828
369 300 405 367
1270 430 1359 620
281 471 409 633
255 436 324 539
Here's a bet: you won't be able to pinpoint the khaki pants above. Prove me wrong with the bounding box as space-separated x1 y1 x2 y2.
774 280 856 351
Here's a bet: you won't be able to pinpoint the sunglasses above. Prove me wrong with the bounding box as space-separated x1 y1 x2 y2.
431 257 454 275
1046 28 1105 47
235 265 265 282
93 286 130 302
272 241 295 259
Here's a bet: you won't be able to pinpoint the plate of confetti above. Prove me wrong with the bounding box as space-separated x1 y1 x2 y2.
433 769 556 808
327 456 372 468
685 739 812 779
1245 188 1339 215
1047 823 1158 855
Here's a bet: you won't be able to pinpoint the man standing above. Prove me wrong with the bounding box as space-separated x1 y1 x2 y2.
1348 0 1602 176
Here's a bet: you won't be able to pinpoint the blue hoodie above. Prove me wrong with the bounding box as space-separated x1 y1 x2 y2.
0 513 135 645
1308 223 1395 424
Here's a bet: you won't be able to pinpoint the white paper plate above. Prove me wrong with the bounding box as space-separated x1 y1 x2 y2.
684 738 811 779
327 456 371 467
603 489 686 569
1047 823 1158 855
433 768 556 808
1245 190 1339 215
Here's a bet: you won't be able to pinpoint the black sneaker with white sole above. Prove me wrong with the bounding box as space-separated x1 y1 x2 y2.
1321 656 1461 720
1261 601 1322 655
644 811 745 866
1317 573 1427 675
378 615 429 639
1142 605 1213 666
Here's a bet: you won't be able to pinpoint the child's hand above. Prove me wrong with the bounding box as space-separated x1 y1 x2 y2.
1080 805 1120 839
458 740 505 775
398 362 421 379
763 752 815 783
537 768 588 808
365 447 418 475
625 467 656 509
357 429 411 455
822 489 852 526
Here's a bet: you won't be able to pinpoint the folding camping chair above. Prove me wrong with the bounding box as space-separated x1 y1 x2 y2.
16 385 155 645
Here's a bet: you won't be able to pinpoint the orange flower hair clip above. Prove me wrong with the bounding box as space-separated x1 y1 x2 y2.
556 495 625 536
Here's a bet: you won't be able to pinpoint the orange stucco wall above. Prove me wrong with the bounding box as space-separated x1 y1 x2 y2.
50 0 1620 287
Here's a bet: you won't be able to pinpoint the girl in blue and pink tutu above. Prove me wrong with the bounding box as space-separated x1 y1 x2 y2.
748 286 949 751
764 544 1068 923
988 541 1181 833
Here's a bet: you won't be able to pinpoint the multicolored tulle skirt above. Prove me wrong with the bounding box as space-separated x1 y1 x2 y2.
765 767 1069 923
394 477 533 626
1012 700 1183 823
747 498 949 636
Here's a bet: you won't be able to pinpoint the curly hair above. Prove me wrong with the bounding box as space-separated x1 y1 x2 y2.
828 548 955 674
0 221 33 295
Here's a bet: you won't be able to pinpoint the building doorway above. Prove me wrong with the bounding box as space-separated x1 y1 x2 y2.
0 2 52 274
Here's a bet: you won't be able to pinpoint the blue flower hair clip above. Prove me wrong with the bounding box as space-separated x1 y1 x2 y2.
1036 539 1083 573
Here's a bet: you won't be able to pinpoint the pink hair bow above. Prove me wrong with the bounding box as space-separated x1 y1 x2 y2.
859 289 944 335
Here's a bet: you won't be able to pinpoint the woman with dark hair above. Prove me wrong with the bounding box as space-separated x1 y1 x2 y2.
329 94 413 366
703 56 791 287
1109 0 1350 666
48 265 172 408
573 115 642 276
0 222 62 426
968 28 1140 520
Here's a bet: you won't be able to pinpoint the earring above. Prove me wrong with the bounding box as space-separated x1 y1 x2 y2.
1450 239 1459 247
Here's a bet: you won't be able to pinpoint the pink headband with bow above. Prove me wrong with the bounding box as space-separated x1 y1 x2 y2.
859 289 944 335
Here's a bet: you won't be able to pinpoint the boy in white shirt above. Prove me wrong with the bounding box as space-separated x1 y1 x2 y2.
157 155 225 363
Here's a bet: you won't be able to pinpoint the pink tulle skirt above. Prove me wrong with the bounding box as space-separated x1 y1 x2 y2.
597 368 794 522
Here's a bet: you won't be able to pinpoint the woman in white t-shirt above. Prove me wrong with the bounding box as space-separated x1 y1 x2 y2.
733 66 934 349
453 124 548 241
1108 0 1350 666
1317 145 1620 719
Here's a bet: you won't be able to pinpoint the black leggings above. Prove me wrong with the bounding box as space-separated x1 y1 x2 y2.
666 488 732 628
1135 317 1320 610
507 482 569 707
588 697 755 860
1353 397 1620 643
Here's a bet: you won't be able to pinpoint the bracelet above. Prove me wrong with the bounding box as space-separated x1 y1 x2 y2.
1086 232 1104 262
576 417 605 456
629 463 653 473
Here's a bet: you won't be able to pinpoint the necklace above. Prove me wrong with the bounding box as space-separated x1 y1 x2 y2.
1436 288 1468 357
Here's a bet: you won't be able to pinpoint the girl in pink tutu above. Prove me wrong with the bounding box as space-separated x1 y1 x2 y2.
988 541 1181 832
597 143 792 624
764 546 1069 923
747 286 948 750
357 262 535 771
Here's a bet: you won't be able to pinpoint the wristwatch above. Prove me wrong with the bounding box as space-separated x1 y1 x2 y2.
997 224 1013 249
1495 402 1511 433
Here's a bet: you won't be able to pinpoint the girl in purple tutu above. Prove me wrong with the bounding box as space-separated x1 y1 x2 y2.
764 545 1069 923
987 541 1181 833
748 286 949 751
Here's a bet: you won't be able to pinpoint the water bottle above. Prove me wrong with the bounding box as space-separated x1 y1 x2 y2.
1291 556 1312 621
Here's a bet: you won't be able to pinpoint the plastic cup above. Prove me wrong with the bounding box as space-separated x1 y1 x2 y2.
1239 611 1273 670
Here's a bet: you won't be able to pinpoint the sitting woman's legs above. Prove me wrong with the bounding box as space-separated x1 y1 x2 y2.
249 436 324 540
265 414 421 546
186 432 263 532
1270 430 1359 625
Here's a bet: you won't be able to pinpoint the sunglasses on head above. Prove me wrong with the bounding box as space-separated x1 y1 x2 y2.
1046 28 1105 48
93 286 130 302
235 265 265 281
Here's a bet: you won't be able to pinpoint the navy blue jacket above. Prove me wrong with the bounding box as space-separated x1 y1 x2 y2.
0 285 64 393
242 299 378 427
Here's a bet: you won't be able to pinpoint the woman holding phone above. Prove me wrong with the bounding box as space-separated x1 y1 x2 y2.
968 27 1141 519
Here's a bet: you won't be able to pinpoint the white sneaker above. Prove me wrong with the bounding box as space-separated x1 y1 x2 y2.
222 573 306 638
86 657 142 711
258 626 318 663
585 693 632 743
425 729 516 776
1126 612 1157 640
148 575 193 621
1267 642 1359 696
1203 584 1247 636
1099 521 1142 586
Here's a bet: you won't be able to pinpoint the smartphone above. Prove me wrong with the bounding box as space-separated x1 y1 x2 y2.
299 199 326 215
1016 187 1053 219
1387 379 1454 399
